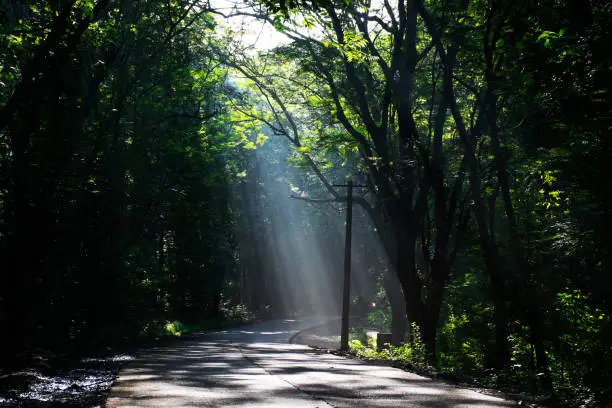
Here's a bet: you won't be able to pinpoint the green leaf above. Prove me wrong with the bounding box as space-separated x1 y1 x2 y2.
256 133 269 146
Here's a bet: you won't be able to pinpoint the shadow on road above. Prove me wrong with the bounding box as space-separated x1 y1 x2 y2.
107 320 516 407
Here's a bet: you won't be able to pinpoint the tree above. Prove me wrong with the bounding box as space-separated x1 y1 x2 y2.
211 0 477 356
0 0 238 358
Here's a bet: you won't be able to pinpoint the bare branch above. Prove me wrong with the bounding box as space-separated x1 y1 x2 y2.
364 15 394 33
383 0 399 30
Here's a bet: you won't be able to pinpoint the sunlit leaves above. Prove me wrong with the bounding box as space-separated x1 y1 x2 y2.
537 30 561 48
7 34 23 46
256 132 269 146
322 30 368 63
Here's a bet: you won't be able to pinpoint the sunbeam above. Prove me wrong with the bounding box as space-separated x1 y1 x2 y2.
236 136 387 320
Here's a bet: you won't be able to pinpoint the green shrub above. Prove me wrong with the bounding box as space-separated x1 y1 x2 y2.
365 309 392 332
164 320 188 337
349 323 432 372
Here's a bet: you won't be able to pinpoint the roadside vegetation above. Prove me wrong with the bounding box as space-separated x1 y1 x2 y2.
1 0 610 407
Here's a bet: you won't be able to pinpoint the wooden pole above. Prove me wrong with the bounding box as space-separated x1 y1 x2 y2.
340 180 353 351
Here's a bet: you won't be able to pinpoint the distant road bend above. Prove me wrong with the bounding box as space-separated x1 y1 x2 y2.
107 318 515 407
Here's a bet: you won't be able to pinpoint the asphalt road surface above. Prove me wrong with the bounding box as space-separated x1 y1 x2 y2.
106 318 516 407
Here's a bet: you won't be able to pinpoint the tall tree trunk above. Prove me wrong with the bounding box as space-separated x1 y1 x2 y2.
395 228 427 347
363 202 412 344
383 271 407 345
485 69 552 384
455 100 510 368
420 0 511 368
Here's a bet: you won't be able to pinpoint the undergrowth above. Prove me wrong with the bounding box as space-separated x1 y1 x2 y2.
346 321 608 408
139 303 256 341
349 322 433 374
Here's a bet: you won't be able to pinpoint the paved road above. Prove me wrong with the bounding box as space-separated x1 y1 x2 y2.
106 318 516 407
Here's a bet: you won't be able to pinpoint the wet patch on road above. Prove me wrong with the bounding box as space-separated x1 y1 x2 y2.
0 354 133 407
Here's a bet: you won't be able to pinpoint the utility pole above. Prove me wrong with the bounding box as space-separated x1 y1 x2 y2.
291 180 364 351
340 180 353 351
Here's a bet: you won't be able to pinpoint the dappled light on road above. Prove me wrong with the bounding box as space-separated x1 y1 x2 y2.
107 320 515 407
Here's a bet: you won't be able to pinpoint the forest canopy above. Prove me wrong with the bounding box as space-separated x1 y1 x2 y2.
0 0 610 406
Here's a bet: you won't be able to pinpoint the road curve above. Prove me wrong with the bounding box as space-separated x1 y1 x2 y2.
106 318 516 407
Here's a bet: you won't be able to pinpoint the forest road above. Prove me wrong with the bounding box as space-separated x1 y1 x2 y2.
106 318 516 407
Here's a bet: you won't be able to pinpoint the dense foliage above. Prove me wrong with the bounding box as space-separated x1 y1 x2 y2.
0 0 237 358
215 0 611 405
1 0 610 406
